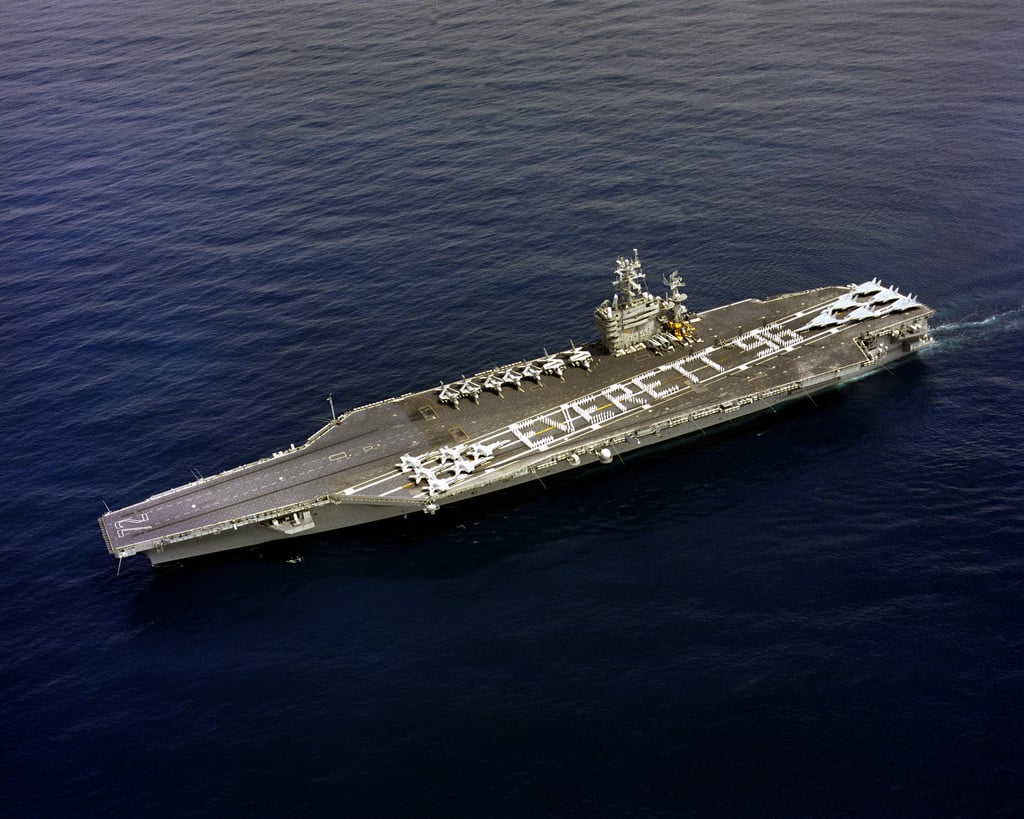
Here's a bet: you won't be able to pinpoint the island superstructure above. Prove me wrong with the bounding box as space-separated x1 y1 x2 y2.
100 251 933 566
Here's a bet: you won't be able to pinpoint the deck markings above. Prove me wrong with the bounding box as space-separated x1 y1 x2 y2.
341 295 881 500
114 290 903 547
114 513 152 537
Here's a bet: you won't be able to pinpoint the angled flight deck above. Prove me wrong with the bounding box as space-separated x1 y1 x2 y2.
101 252 932 565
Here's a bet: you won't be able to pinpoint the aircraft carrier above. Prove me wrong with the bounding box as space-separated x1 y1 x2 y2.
100 251 933 566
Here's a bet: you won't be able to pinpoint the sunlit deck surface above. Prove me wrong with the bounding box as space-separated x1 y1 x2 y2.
100 284 931 554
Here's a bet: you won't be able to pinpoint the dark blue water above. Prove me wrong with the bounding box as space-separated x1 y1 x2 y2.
3 2 1023 815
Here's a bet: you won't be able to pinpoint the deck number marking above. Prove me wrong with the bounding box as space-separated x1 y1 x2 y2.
115 513 152 538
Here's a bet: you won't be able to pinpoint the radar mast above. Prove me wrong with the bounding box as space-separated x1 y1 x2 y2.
595 250 690 354
612 249 649 304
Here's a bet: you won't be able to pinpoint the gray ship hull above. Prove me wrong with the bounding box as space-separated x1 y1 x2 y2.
100 271 933 567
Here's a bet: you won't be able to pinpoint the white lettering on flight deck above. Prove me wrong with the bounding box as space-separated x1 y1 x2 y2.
667 360 699 383
501 327 808 453
506 359 699 452
568 397 606 425
632 372 677 399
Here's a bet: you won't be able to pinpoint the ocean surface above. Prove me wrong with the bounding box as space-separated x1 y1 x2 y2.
2 1 1023 816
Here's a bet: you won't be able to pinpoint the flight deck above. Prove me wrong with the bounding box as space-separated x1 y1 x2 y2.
100 253 932 565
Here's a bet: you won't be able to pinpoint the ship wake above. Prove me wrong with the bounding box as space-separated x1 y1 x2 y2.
927 304 1024 352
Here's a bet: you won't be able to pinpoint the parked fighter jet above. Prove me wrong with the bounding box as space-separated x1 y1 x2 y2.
409 462 439 486
521 362 544 383
466 440 506 461
501 368 525 390
539 351 566 379
566 341 593 370
397 453 431 473
483 373 505 395
424 471 451 496
457 379 483 403
446 453 478 478
438 444 466 466
436 382 461 407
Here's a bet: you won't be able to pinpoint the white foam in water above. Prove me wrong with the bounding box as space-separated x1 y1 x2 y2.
929 305 1024 350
